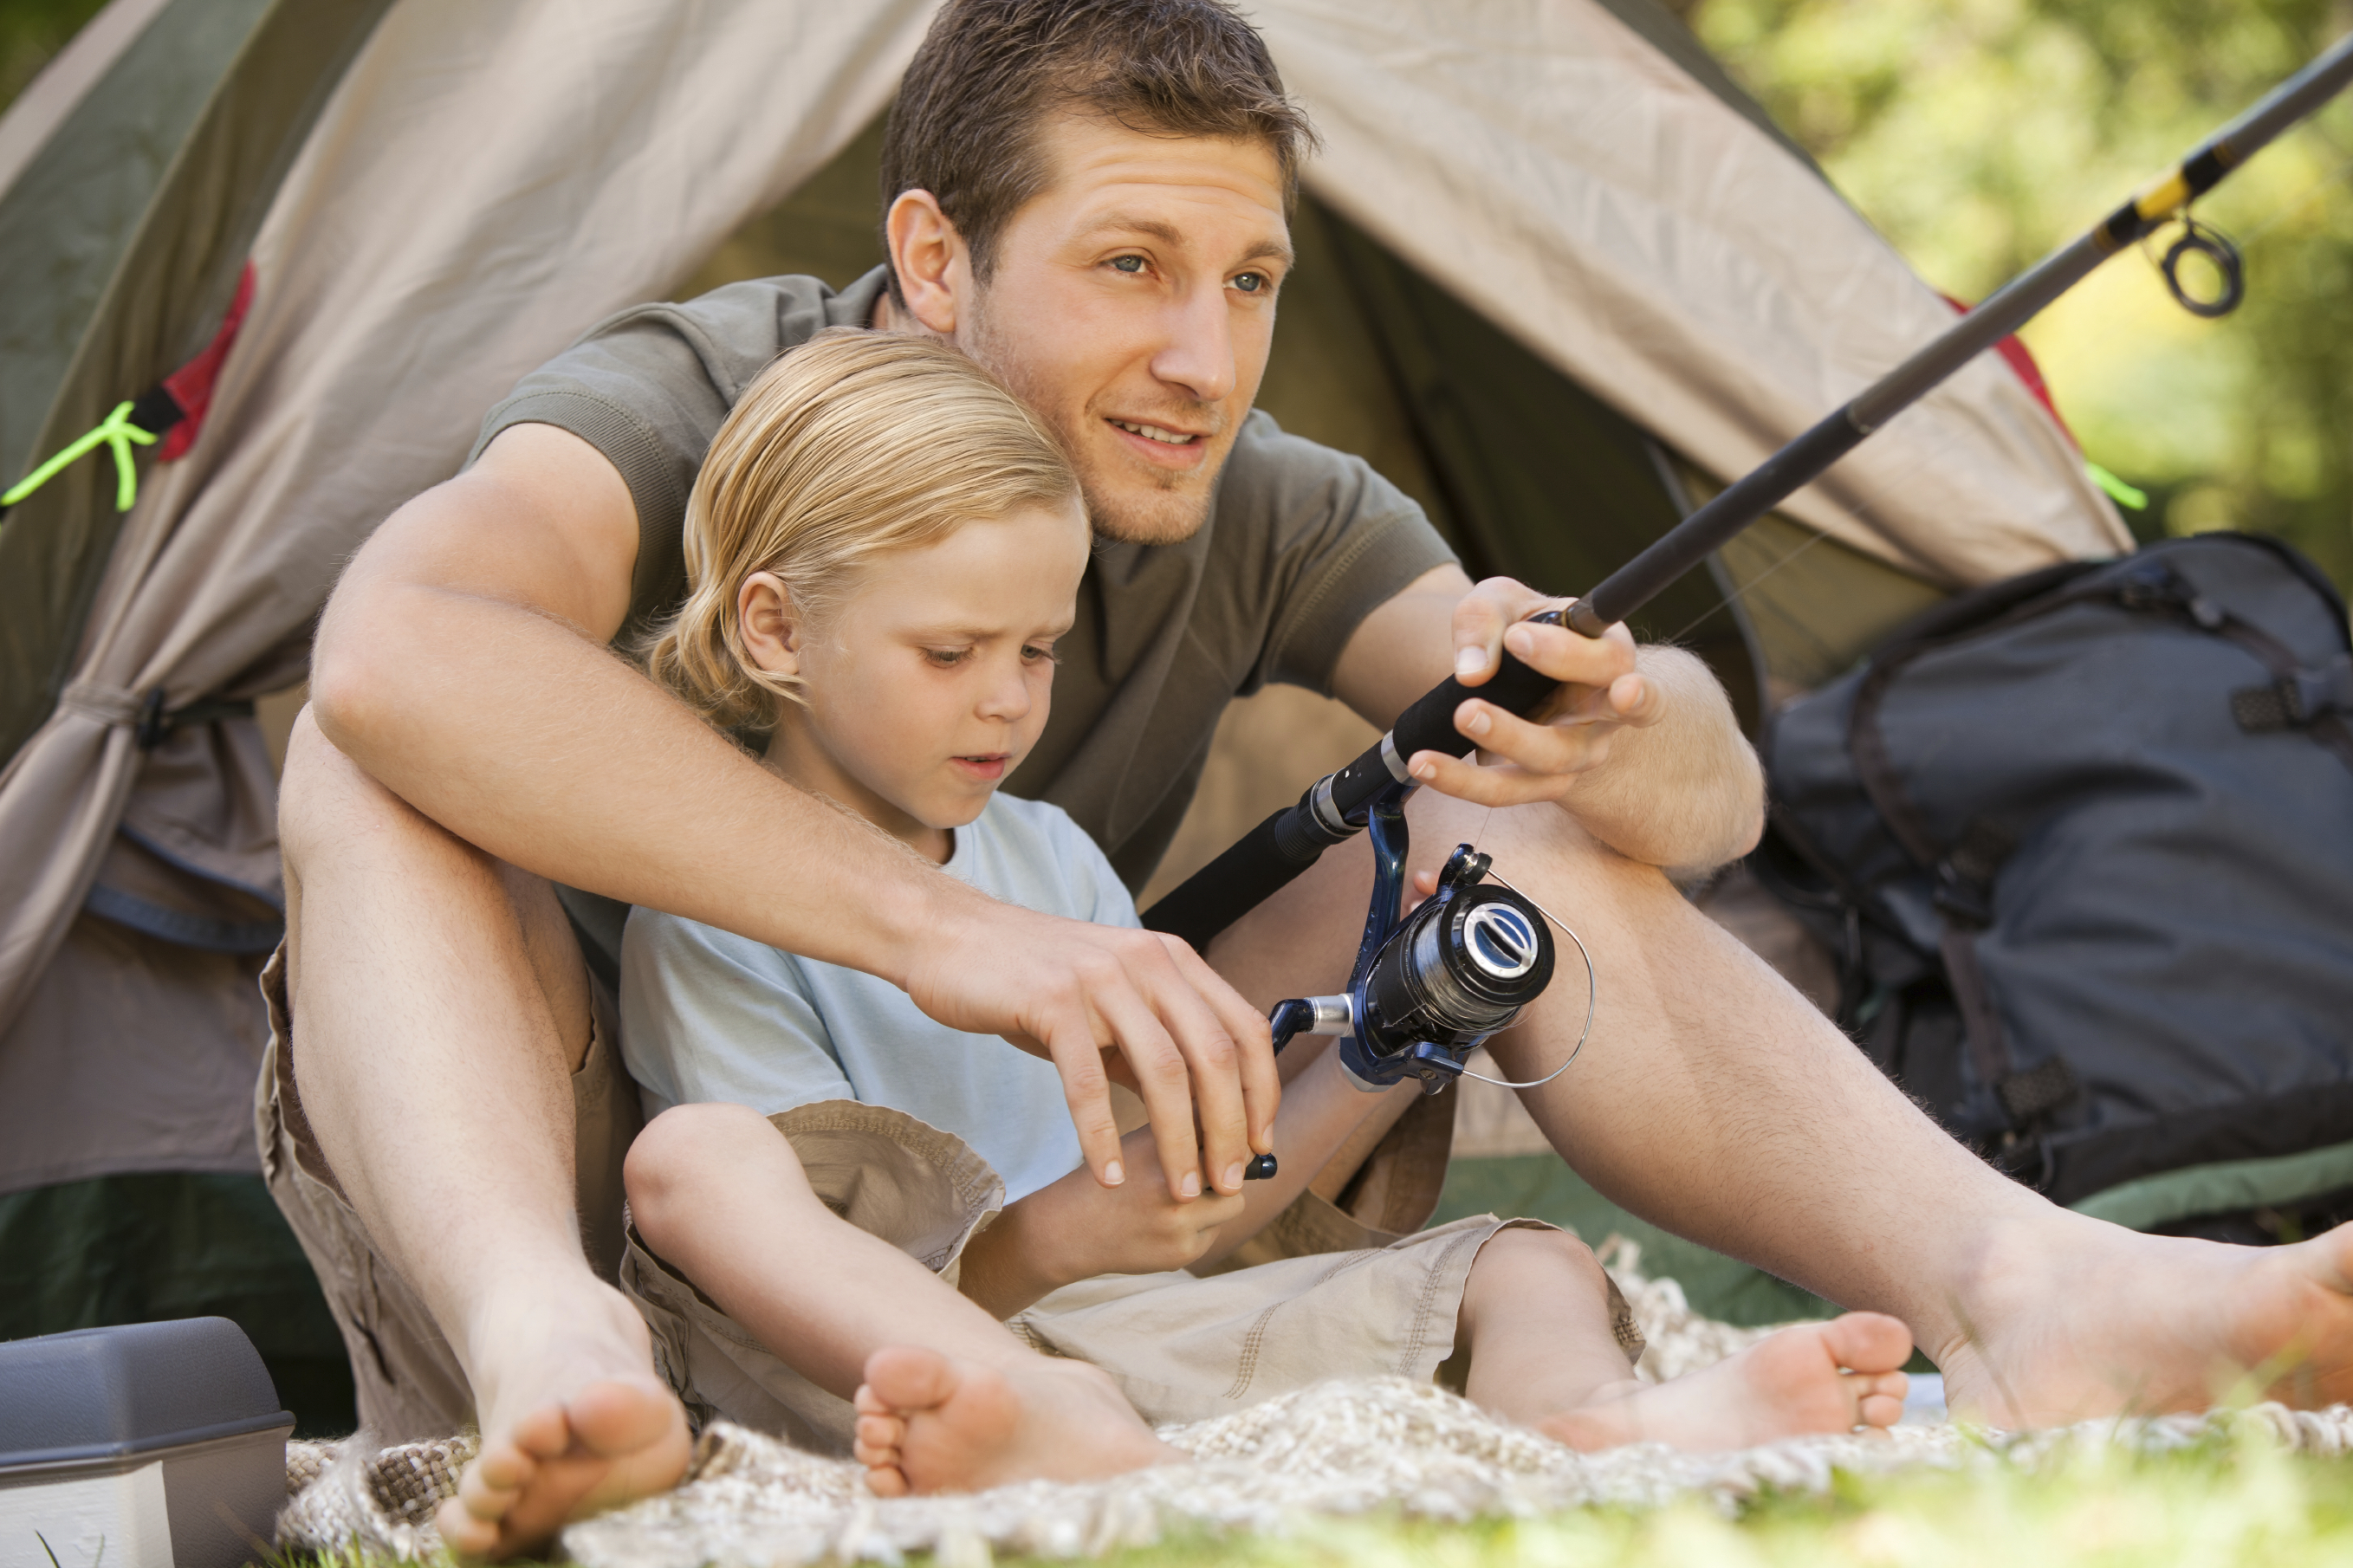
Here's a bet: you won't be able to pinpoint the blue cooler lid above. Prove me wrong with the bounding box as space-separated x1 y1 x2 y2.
0 1317 293 1469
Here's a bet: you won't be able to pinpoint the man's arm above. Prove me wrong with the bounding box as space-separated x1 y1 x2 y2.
309 422 1278 1197
1327 566 1763 878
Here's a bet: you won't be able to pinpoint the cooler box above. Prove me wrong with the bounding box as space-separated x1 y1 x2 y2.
0 1319 293 1568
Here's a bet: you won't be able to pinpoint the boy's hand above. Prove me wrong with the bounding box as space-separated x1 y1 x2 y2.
953 1124 1245 1319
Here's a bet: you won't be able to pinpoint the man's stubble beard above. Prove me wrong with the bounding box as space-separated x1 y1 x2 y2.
962 295 1223 548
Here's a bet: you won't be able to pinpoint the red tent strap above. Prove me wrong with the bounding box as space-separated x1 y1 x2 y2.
156 260 256 461
1941 292 2076 450
0 263 254 519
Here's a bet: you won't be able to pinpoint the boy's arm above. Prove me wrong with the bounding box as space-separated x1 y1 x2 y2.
954 1041 1410 1318
312 421 1277 1198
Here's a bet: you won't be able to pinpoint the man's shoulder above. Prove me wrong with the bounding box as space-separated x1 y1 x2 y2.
1212 408 1423 541
556 267 891 403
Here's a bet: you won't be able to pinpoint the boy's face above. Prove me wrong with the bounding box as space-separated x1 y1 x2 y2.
916 114 1293 548
757 498 1089 859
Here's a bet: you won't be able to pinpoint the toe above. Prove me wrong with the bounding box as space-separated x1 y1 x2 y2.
863 1344 959 1411
567 1377 681 1458
437 1496 502 1558
1857 1390 1906 1429
864 1464 911 1498
506 1402 574 1461
1823 1312 1915 1375
460 1447 529 1513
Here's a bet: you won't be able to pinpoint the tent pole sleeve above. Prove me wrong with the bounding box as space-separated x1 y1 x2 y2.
1564 28 2353 638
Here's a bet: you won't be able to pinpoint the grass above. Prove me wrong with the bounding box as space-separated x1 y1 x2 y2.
282 1422 2353 1568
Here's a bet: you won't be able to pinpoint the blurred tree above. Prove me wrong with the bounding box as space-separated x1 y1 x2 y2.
1684 0 2353 590
1 0 104 110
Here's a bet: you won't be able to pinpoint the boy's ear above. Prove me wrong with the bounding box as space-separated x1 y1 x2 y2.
885 189 968 337
737 572 804 679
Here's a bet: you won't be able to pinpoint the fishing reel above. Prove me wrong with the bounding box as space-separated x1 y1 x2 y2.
1274 781 1555 1085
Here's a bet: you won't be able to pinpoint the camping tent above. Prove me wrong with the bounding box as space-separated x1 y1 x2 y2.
0 0 2127 1422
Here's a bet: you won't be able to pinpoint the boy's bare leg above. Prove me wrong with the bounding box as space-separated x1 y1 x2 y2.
1212 787 2353 1424
279 713 690 1557
625 1102 1178 1495
1456 1228 1908 1448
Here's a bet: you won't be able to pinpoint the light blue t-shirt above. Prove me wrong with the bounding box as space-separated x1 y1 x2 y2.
619 794 1139 1202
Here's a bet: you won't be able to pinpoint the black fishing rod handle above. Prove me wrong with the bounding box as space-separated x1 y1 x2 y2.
1324 611 1569 820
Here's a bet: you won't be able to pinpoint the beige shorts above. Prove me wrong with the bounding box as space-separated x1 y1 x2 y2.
619 1101 1644 1455
253 943 642 1440
252 930 1559 1444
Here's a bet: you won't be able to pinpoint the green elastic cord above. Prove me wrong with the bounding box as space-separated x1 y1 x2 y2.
2085 460 2149 510
0 400 159 513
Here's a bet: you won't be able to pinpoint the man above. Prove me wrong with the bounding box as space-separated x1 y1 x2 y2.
269 0 2353 1556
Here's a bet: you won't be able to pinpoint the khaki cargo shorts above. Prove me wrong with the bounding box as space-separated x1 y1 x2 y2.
619 1101 1644 1455
253 943 642 1441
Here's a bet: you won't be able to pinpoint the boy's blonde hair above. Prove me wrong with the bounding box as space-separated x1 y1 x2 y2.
644 330 1079 730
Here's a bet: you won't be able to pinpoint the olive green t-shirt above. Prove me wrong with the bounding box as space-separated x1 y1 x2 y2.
470 268 1456 972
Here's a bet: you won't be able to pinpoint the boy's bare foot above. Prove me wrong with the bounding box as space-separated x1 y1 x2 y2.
1937 1216 2353 1427
435 1289 693 1559
852 1345 1180 1495
1539 1312 1912 1452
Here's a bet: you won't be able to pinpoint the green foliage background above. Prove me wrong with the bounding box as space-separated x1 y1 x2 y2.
6 1 2352 591
1680 0 2353 592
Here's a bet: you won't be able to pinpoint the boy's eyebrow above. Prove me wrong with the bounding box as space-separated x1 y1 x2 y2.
1078 212 1294 270
911 620 1075 640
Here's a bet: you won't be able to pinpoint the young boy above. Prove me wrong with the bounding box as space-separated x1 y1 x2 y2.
613 330 1912 1496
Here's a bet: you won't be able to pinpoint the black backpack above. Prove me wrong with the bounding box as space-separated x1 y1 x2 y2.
1756 533 2353 1238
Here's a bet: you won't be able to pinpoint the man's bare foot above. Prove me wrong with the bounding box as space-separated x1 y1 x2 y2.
435 1288 693 1558
852 1345 1180 1495
1937 1216 2353 1427
1539 1312 1912 1452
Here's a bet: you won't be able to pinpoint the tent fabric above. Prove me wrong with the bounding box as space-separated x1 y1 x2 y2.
0 0 391 772
0 0 2130 1191
0 0 942 1177
1265 0 2133 586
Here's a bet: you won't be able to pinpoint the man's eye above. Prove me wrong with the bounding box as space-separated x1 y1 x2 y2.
1021 644 1061 664
1109 255 1146 274
1233 271 1267 294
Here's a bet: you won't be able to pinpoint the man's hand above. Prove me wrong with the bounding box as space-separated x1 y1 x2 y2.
1408 577 1661 809
901 895 1279 1207
952 1124 1248 1319
1332 567 1764 877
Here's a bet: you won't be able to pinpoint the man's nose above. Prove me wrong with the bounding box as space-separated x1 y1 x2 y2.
1149 280 1237 404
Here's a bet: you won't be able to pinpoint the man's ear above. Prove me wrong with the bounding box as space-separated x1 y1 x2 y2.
737 572 805 679
885 189 969 337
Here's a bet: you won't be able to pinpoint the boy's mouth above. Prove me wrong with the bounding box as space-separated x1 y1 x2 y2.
952 752 1012 781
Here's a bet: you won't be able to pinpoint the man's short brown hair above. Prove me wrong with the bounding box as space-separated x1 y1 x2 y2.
878 0 1315 303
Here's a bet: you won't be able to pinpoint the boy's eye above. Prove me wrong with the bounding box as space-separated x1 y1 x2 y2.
1109 255 1146 274
1021 644 1060 665
1233 271 1268 294
923 647 971 667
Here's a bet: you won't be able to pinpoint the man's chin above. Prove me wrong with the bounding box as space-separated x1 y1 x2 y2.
1081 476 1215 547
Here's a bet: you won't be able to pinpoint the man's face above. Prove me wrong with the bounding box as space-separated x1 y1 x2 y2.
958 114 1293 547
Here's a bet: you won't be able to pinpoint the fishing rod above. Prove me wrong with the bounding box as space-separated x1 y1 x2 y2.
1152 29 2353 1118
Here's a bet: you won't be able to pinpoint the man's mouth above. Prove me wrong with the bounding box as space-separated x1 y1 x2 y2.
1108 418 1203 447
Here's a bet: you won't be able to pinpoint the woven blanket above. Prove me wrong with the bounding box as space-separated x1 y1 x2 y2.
275 1253 2353 1564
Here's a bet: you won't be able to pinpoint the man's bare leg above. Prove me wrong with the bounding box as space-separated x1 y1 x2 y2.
1210 787 2353 1423
1458 1228 1909 1448
279 712 690 1554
